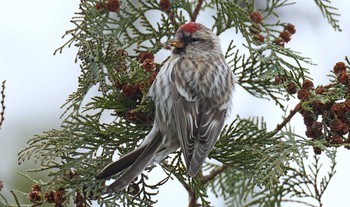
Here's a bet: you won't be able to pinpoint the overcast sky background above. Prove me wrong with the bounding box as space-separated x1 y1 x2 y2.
1 0 350 206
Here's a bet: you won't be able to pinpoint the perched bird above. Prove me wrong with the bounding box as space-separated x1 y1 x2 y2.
96 22 235 193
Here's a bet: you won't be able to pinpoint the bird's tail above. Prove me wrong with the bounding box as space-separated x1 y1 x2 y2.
96 131 163 193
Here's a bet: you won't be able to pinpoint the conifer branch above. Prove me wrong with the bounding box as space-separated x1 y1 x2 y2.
191 0 204 22
201 164 228 184
188 190 197 207
187 164 228 207
169 11 178 31
281 199 318 207
0 80 5 129
272 102 302 136
314 0 341 31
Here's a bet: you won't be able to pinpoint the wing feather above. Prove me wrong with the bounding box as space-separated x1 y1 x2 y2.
172 80 228 176
189 108 226 176
173 91 197 168
173 92 227 176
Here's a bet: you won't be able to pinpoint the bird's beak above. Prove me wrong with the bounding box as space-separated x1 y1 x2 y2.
169 39 185 49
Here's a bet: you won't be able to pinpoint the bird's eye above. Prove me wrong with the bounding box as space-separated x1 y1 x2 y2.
190 38 200 42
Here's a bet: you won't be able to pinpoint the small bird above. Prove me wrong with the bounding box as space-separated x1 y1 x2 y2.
96 22 235 193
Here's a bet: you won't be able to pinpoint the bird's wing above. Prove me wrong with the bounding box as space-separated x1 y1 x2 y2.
173 94 226 176
189 106 226 176
171 66 227 177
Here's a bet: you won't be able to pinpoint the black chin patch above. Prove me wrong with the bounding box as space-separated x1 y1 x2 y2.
173 47 186 55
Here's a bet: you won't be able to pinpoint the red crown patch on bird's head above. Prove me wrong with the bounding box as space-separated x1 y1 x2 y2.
178 22 201 33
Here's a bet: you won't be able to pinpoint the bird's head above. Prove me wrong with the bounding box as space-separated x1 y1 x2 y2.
170 22 221 56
